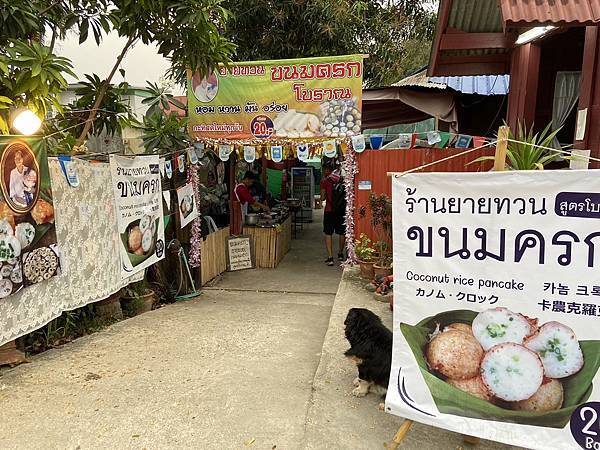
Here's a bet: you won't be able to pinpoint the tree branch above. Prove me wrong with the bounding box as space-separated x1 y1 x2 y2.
72 35 136 153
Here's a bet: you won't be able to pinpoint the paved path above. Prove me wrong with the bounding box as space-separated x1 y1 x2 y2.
0 210 517 449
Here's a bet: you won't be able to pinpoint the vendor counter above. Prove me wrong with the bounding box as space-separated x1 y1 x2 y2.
243 215 292 268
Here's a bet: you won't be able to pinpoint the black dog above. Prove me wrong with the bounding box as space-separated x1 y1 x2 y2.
344 308 392 398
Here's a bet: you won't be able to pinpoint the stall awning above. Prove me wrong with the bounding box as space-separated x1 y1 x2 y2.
362 87 458 131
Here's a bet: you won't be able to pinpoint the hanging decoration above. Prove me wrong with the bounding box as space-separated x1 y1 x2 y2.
323 140 337 158
342 140 359 264
369 135 384 150
351 135 366 153
271 145 283 163
427 131 442 146
58 156 80 188
193 142 205 159
244 145 256 163
188 164 202 268
177 154 186 173
163 191 171 211
397 133 414 149
297 143 309 162
188 147 199 165
159 157 166 177
165 159 173 179
219 144 232 161
455 134 473 149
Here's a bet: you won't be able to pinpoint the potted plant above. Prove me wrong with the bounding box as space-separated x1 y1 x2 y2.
355 233 376 278
369 193 393 277
121 280 156 317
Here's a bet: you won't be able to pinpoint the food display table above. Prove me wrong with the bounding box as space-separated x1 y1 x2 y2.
243 216 291 268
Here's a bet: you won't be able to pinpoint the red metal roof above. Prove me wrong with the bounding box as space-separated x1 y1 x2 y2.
161 96 187 117
500 0 600 26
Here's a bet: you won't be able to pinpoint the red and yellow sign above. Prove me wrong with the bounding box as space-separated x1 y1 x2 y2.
187 55 364 141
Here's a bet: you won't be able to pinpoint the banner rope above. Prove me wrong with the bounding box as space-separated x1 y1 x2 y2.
505 138 600 164
386 140 499 178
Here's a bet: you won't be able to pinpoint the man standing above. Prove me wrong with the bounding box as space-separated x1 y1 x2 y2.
320 164 346 266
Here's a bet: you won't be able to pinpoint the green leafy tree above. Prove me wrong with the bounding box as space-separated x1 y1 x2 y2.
138 113 190 154
222 0 436 87
0 1 235 150
58 74 138 137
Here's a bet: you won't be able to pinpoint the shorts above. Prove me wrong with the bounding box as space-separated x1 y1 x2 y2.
323 211 345 236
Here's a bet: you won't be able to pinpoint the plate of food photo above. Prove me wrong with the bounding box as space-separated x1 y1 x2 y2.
120 214 159 267
400 308 600 428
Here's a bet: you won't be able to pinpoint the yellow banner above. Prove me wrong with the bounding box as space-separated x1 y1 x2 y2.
187 55 364 141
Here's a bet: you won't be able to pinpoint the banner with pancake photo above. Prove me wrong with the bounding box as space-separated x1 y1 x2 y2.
0 137 59 300
187 55 363 141
388 170 600 450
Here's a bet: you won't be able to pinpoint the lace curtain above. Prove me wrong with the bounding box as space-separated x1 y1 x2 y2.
553 71 581 147
0 159 141 346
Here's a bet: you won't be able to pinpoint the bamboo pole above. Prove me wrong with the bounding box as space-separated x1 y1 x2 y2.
494 126 509 171
388 420 413 450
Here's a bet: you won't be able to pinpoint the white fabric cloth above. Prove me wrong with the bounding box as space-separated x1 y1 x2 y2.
0 159 141 346
552 71 581 147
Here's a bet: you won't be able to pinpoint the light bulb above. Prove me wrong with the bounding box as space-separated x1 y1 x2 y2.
12 109 42 135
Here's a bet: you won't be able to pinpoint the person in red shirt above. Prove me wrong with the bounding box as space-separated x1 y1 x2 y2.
234 171 269 232
320 164 345 266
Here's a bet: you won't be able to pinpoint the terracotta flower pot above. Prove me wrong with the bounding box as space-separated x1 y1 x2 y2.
373 264 392 278
358 260 375 279
121 291 155 316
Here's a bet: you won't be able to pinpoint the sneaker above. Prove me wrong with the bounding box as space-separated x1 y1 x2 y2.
337 253 345 261
325 257 334 266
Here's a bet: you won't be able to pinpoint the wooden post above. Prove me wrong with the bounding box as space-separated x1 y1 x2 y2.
494 126 509 171
388 420 413 449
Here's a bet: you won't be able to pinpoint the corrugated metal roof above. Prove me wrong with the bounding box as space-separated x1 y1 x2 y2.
430 74 510 95
500 0 600 26
392 70 447 89
394 69 510 95
448 0 504 32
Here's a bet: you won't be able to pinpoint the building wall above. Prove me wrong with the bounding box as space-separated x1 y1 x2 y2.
353 147 494 245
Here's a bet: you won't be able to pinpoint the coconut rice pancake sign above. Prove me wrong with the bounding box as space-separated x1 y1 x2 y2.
388 170 600 450
0 137 60 299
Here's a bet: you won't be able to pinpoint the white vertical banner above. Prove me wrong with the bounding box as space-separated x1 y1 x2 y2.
110 155 165 278
388 170 600 450
176 182 199 228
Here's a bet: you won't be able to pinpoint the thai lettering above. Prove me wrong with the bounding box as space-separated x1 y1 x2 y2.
407 226 432 257
270 61 362 82
552 231 580 266
292 83 352 102
515 230 545 264
117 179 161 198
438 227 470 259
403 188 548 216
474 228 506 261
554 192 600 219
405 226 600 268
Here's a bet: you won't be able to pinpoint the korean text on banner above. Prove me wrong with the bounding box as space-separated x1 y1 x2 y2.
110 155 165 279
187 55 364 140
388 170 600 450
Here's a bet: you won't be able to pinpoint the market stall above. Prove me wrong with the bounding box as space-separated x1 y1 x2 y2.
242 204 291 268
187 54 366 269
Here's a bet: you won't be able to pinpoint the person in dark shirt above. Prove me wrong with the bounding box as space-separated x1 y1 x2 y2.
320 163 345 266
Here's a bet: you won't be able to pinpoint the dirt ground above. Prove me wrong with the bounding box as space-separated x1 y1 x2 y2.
0 211 517 449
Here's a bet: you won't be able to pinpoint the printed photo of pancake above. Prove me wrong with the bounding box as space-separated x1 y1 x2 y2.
400 308 600 428
121 214 159 267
